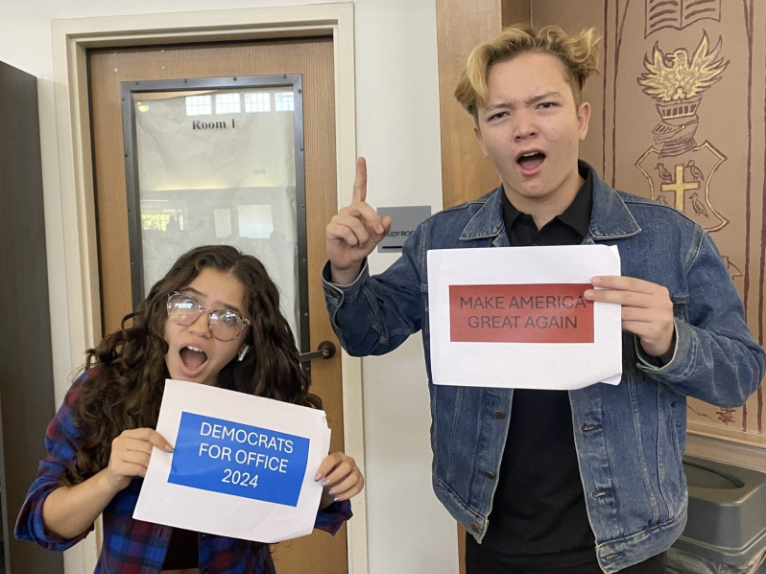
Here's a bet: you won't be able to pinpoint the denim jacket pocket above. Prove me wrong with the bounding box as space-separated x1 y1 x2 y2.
430 384 465 485
671 295 689 322
656 386 687 520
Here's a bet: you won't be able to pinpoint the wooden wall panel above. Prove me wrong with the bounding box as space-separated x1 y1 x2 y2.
601 0 766 448
531 1 607 173
502 0 532 27
436 0 531 209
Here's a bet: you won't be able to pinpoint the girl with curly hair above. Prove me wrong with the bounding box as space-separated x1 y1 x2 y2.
16 245 363 574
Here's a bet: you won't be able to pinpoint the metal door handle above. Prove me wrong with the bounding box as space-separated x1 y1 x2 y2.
298 341 336 362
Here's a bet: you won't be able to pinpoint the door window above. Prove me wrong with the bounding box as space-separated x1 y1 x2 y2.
122 78 307 347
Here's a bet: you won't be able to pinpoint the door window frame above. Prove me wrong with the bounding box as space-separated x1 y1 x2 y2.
121 76 310 357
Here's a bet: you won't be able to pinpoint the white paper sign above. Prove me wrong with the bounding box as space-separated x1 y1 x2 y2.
133 380 331 543
427 245 623 390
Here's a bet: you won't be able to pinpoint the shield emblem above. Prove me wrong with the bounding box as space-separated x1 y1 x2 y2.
636 141 728 232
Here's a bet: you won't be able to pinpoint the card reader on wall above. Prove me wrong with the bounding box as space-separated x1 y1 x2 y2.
376 206 432 254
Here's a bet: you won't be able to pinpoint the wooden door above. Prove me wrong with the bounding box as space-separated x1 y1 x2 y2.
88 38 346 573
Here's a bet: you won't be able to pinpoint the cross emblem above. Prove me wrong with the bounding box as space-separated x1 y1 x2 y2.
661 164 699 211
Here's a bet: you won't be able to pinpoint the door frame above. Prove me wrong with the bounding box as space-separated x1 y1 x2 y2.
51 4 367 572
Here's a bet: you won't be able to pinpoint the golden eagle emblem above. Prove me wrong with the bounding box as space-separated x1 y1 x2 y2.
638 32 727 102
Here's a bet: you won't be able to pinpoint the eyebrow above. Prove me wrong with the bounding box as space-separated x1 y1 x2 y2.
526 91 562 105
484 91 563 112
180 287 244 315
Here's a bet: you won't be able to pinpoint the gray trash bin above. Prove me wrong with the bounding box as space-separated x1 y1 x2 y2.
668 456 766 574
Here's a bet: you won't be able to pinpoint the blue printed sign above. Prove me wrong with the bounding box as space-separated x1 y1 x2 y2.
168 412 310 507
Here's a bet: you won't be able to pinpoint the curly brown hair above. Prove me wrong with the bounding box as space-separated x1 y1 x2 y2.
62 245 320 485
454 23 601 121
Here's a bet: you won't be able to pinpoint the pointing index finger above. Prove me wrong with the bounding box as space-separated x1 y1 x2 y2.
352 157 367 204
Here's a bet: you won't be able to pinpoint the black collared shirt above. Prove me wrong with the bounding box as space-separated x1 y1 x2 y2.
501 166 593 247
467 165 598 571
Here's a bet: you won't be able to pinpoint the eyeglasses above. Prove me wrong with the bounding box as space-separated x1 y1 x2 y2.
166 292 251 342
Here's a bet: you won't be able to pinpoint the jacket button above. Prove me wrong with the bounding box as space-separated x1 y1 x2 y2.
485 471 496 480
470 522 479 532
494 410 506 419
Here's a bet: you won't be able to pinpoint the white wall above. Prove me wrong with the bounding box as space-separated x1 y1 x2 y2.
353 3 459 572
0 1 458 574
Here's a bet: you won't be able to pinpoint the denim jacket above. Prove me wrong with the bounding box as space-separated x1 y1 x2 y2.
323 162 765 573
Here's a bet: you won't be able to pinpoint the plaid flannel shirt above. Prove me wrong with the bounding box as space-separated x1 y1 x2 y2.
15 369 352 574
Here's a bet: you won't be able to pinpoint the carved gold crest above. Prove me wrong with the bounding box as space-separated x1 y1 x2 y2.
635 33 729 232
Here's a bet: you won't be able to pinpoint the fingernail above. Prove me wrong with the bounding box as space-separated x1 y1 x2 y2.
334 497 340 502
165 445 175 453
591 277 602 285
314 473 324 482
328 489 336 496
322 479 331 487
584 290 594 298
376 225 384 233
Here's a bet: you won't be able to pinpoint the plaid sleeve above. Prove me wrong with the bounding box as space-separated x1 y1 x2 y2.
14 371 95 551
313 499 352 535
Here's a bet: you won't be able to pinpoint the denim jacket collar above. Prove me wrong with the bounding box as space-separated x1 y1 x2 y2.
459 161 642 243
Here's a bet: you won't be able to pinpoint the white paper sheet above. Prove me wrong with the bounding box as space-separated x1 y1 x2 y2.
133 380 331 543
427 245 623 390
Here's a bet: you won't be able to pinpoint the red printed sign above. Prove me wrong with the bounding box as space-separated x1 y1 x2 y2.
449 284 594 343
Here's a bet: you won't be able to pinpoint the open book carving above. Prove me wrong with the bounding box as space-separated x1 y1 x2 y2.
645 0 721 37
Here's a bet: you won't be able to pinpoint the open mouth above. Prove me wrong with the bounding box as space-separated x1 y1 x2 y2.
179 345 208 373
517 151 546 172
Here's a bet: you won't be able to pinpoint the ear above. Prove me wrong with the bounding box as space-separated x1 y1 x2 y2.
474 124 490 159
577 101 591 141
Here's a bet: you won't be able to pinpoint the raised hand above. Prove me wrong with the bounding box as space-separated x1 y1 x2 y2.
105 428 174 492
326 157 392 285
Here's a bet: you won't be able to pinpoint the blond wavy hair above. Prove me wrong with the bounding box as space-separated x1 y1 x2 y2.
455 24 601 120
